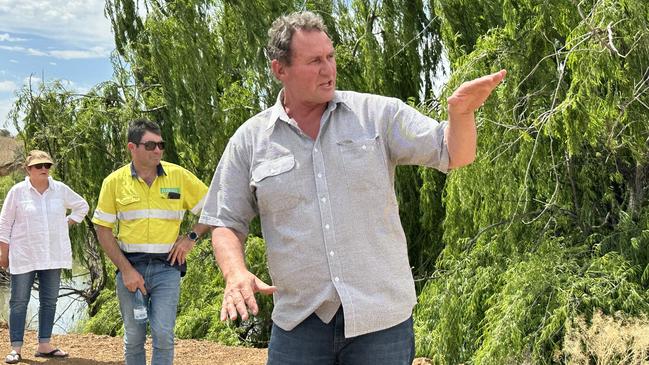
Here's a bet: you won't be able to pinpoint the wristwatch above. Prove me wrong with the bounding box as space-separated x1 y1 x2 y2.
187 231 199 242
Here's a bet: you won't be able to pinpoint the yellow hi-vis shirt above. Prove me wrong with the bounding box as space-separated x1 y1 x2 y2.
92 161 208 253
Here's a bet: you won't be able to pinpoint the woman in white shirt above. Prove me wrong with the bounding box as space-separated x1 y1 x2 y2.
0 150 89 364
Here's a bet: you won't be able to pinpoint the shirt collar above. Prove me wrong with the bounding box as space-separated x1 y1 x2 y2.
130 162 166 178
25 176 56 192
266 89 349 131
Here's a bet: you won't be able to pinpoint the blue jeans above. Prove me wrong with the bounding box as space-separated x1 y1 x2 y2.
116 260 180 365
9 269 61 347
267 307 415 365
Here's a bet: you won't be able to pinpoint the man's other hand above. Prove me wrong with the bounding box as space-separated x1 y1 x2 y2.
168 235 195 265
221 270 277 321
122 267 147 295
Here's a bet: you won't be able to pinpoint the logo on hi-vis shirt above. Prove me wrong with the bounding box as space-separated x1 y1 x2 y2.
161 187 181 199
160 187 180 194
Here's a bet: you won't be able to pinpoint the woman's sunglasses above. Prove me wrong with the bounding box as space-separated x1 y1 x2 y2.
31 163 53 170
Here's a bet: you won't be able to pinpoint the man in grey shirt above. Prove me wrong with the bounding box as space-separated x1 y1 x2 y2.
200 10 506 365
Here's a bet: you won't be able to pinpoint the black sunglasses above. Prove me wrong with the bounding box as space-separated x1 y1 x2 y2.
31 163 53 170
136 141 165 151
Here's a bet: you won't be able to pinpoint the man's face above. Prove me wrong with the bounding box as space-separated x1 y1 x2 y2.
128 131 163 168
274 29 336 107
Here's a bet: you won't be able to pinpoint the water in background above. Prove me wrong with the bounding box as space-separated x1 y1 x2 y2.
0 264 89 334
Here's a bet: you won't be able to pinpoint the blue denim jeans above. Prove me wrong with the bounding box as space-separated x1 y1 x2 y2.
267 307 415 365
9 269 61 347
116 260 180 365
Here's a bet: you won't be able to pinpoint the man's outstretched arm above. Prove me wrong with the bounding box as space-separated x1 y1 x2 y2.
446 69 507 169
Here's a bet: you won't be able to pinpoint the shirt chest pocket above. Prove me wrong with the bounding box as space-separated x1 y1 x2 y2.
337 135 390 193
17 200 38 219
251 155 304 214
116 189 141 208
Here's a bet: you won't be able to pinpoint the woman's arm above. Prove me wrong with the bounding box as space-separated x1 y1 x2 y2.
62 183 89 225
0 187 17 269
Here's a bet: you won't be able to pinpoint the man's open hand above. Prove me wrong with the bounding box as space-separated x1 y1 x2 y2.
448 69 507 116
221 270 277 321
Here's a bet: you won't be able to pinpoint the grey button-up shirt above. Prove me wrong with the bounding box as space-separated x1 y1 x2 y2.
200 90 449 337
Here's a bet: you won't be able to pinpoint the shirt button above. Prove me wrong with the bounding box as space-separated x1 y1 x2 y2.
334 277 340 282
361 145 367 150
314 147 319 153
329 251 334 257
317 173 322 178
320 197 326 203
325 224 330 230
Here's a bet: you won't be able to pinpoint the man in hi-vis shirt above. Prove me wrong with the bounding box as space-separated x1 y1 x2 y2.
93 119 209 365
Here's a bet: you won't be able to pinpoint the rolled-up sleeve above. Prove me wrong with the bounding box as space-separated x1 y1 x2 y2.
199 139 258 237
0 187 17 243
63 183 89 223
385 98 449 173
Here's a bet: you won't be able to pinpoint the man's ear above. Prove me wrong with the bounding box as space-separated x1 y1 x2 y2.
127 142 136 152
271 59 285 80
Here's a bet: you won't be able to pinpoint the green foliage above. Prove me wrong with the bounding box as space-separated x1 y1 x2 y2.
176 236 273 347
416 0 649 362
83 275 123 336
0 173 22 199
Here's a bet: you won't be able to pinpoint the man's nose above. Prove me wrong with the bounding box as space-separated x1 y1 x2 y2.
321 59 335 75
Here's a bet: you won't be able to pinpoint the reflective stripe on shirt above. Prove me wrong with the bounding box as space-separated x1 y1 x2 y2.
117 209 186 221
117 240 175 254
93 209 116 223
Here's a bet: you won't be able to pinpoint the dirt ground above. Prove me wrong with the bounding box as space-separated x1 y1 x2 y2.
0 327 266 365
0 327 432 364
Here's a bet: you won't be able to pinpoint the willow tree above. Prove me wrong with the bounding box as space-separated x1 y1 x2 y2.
104 0 306 180
415 0 649 363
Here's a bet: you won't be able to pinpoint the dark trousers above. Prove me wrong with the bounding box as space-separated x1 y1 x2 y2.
267 307 415 365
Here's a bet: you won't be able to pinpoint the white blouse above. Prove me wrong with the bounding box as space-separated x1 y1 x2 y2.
0 177 89 274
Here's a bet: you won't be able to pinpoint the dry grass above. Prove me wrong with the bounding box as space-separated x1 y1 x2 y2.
561 310 649 364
